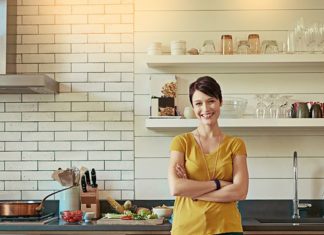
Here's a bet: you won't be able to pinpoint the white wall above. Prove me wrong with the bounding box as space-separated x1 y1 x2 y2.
134 0 324 199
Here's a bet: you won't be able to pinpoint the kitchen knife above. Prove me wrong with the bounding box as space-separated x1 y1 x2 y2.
91 168 98 188
84 170 91 185
81 175 87 192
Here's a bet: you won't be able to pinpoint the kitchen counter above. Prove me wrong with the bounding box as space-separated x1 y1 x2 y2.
0 200 323 234
0 218 324 234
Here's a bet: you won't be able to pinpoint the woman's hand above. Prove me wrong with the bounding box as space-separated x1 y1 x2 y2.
175 163 187 179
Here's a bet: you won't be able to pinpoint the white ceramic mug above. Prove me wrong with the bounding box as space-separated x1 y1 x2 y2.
183 107 196 119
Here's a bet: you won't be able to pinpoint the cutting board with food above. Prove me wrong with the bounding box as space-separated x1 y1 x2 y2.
96 217 164 225
97 196 172 225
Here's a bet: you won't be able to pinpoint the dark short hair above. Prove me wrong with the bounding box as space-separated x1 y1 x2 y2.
189 76 222 105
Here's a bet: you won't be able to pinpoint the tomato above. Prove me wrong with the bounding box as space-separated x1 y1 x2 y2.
121 215 133 220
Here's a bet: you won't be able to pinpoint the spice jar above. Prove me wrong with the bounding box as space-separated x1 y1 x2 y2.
248 34 260 54
221 35 233 55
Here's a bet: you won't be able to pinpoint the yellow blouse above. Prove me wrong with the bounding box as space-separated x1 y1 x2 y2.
170 132 247 235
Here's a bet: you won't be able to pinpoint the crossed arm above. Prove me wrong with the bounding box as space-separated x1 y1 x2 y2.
168 150 249 202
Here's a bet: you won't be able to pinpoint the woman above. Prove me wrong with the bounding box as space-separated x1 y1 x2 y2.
168 76 249 235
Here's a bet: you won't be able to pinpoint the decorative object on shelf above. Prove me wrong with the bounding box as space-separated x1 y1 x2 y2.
187 48 199 55
237 40 249 54
171 40 186 55
200 40 216 54
147 42 162 55
248 34 260 54
150 75 177 117
183 106 196 119
220 97 248 118
221 35 233 55
261 40 279 54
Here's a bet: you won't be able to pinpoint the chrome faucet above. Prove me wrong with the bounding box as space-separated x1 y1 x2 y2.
292 151 312 219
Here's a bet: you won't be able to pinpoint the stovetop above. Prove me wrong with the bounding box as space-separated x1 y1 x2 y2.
0 213 57 224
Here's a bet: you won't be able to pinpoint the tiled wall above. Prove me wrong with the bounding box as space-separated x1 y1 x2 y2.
1 0 324 201
0 0 134 200
134 0 324 199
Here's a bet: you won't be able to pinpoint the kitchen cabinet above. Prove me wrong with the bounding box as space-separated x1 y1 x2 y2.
145 54 324 130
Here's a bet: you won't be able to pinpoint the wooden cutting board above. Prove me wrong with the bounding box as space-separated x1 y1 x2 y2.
96 217 164 225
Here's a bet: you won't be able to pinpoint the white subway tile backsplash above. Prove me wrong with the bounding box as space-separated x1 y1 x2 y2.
39 25 71 34
0 191 21 200
89 151 121 160
72 5 104 14
88 53 121 63
5 122 37 131
39 6 71 15
22 171 53 180
89 15 120 24
6 103 37 112
5 142 38 151
72 122 104 131
22 0 54 6
0 171 21 180
17 25 38 35
16 64 38 73
0 113 21 121
38 181 62 190
105 122 133 131
23 15 54 24
105 5 133 14
55 54 87 63
22 132 54 141
5 161 37 170
105 43 133 53
55 132 87 141
105 24 133 33
71 160 104 170
22 191 54 201
22 152 54 161
105 141 133 150
105 82 133 92
0 95 21 103
17 6 38 15
38 122 70 131
0 152 21 161
72 141 104 151
55 34 87 44
72 102 104 111
56 15 87 24
88 131 120 140
88 112 121 121
55 73 87 82
39 63 71 73
55 0 87 5
121 33 133 43
105 62 133 72
122 151 134 160
88 34 121 43
39 102 71 112
39 44 71 53
55 151 87 161
97 170 121 180
38 142 71 151
105 102 133 112
72 24 105 34
38 161 71 170
89 92 121 101
72 82 104 92
105 180 134 190
22 112 55 121
122 112 133 121
89 73 121 82
22 94 54 102
55 112 87 121
22 35 54 44
105 160 133 170
5 181 37 190
55 93 88 102
122 171 133 180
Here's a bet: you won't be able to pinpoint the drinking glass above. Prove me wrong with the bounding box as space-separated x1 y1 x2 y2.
255 94 266 119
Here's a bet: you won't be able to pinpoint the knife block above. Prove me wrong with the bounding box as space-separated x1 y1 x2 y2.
80 187 100 219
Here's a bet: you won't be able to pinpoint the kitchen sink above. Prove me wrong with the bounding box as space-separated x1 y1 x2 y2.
257 218 324 224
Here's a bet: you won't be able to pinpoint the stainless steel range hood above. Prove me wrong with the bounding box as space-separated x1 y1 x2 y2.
0 0 59 94
0 74 59 94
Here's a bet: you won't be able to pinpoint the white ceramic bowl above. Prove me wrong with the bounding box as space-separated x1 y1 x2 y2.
152 207 173 218
221 97 248 118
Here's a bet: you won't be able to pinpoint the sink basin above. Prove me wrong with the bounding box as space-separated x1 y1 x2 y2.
257 218 324 224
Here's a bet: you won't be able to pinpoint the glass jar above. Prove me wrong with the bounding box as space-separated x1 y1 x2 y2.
237 40 249 54
221 35 233 55
248 34 260 54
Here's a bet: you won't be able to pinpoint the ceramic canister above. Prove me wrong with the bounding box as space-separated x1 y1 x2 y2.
59 186 80 213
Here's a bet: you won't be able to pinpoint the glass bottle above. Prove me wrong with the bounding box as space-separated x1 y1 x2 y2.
221 35 233 55
248 34 260 54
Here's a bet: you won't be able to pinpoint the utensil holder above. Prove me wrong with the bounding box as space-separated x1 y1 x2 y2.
80 187 100 219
